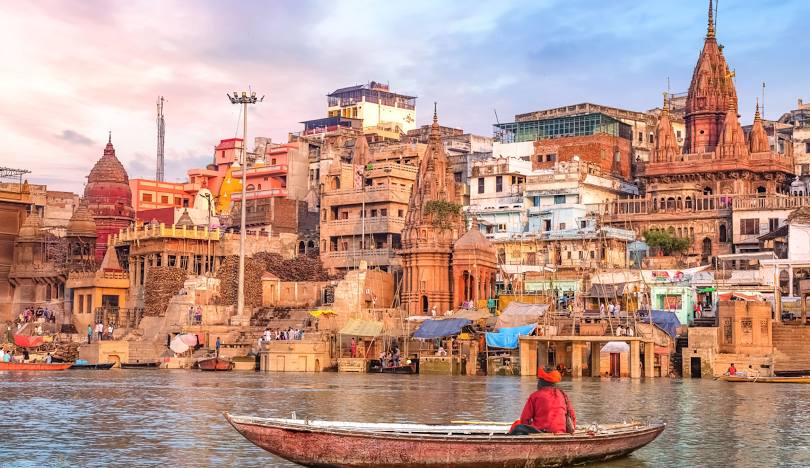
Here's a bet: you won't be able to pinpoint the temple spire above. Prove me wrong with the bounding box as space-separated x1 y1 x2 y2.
707 0 715 39
108 131 112 144
754 98 761 121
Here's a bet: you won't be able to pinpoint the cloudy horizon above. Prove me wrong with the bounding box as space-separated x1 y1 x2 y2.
1 0 807 194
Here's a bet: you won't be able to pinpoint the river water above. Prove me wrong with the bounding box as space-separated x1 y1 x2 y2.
1 370 808 467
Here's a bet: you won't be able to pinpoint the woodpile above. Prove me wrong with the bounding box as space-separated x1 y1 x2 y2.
214 256 264 307
254 252 332 282
144 267 188 316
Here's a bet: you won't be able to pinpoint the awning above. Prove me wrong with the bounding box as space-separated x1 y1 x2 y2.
486 324 536 349
588 283 626 299
642 310 681 338
600 341 630 353
496 302 549 329
413 318 471 339
718 291 765 302
338 319 383 337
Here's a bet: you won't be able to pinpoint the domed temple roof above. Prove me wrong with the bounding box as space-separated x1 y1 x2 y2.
18 211 44 239
454 218 495 254
67 201 98 237
87 134 129 185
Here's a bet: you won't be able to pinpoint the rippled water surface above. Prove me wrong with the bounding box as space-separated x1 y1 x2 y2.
1 370 809 467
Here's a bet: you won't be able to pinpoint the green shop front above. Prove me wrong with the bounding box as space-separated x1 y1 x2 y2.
650 285 695 325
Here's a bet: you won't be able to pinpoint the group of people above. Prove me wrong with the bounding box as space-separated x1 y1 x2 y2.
86 322 115 343
378 347 401 369
0 347 52 364
598 302 622 318
257 327 304 347
14 307 56 332
187 306 203 325
614 325 635 337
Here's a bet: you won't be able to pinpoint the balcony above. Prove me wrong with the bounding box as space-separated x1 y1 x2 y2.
231 187 288 202
591 194 734 222
733 195 810 211
231 164 288 178
112 224 221 245
364 162 417 180
321 216 405 236
322 184 411 206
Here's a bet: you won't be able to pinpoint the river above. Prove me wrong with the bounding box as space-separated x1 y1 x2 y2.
1 370 808 467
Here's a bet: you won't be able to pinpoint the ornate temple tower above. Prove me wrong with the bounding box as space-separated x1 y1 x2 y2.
683 0 738 155
400 106 463 316
652 95 680 163
749 102 770 154
83 134 135 262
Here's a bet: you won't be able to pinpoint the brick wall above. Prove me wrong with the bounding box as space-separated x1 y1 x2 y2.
532 134 632 181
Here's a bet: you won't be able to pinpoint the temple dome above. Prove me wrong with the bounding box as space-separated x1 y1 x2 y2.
18 212 44 239
67 201 97 237
87 137 129 185
454 219 495 254
83 135 133 210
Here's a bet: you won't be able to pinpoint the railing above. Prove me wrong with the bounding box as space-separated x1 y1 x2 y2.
113 224 221 244
93 307 144 329
232 188 288 202
733 196 810 211
591 194 735 218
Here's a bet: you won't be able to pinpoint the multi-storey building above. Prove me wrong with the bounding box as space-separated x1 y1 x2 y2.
327 81 417 139
318 134 422 273
777 99 810 178
467 157 532 236
597 3 795 262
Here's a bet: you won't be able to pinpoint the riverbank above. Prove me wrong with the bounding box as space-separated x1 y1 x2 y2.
2 371 810 467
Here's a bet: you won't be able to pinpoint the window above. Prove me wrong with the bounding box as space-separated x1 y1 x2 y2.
78 295 84 315
526 252 537 265
533 196 540 207
180 256 189 270
161 195 169 204
271 158 277 165
546 154 556 162
676 130 682 139
580 220 587 229
554 195 566 204
495 176 503 192
454 172 462 183
380 208 388 217
559 222 566 230
477 178 484 194
802 164 810 176
769 218 780 233
174 197 182 206
806 142 810 153
740 219 759 236
542 219 551 231
339 211 348 220
648 133 654 144
370 209 378 217
638 132 643 143
168 255 176 267
497 223 507 232
567 251 572 259
398 209 404 217
246 184 255 191
142 193 153 202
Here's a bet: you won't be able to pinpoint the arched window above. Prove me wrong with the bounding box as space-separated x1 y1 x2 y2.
677 227 683 238
719 224 728 243
685 197 693 210
246 184 255 191
332 177 341 190
756 186 766 197
676 197 682 210
298 241 306 255
666 197 676 211
703 187 713 196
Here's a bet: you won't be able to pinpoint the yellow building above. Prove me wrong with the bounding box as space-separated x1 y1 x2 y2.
66 244 129 333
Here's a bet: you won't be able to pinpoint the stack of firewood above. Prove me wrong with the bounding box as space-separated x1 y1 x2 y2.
144 267 188 316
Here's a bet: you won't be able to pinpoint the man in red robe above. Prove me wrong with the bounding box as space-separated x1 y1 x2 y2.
510 367 576 434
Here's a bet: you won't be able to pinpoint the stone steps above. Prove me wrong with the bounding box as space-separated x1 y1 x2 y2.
772 324 810 372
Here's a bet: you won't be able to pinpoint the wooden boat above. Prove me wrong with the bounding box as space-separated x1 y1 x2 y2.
370 361 418 374
121 361 161 369
224 414 665 468
198 357 234 371
0 361 72 371
718 375 810 383
69 362 115 370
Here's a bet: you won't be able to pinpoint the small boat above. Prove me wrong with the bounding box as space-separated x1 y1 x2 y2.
198 357 234 371
718 375 810 383
370 361 418 374
0 361 72 371
224 414 665 468
121 361 161 369
69 362 115 370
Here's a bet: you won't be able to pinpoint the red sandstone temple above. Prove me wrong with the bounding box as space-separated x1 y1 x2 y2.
83 134 135 262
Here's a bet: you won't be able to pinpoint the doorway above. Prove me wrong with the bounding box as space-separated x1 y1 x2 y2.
609 353 621 377
421 295 429 315
690 357 702 378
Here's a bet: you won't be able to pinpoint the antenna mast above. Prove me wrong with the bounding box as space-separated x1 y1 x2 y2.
156 96 165 181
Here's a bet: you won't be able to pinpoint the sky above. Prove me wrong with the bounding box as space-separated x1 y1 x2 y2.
0 0 807 193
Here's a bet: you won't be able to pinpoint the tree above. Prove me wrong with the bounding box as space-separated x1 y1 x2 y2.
643 230 691 256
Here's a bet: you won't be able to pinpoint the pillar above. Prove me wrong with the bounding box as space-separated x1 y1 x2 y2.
590 341 601 377
644 341 655 378
789 267 795 297
571 342 583 378
629 340 641 379
538 342 549 370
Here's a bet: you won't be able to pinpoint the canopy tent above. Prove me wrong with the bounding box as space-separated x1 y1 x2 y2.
485 324 536 349
495 302 549 329
309 308 336 318
338 319 383 337
170 335 190 354
587 283 626 299
412 318 471 339
453 309 493 322
643 310 681 338
600 341 630 353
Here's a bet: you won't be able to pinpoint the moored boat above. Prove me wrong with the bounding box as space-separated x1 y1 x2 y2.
0 361 72 371
718 375 810 383
121 361 161 369
198 357 234 371
69 362 115 370
224 414 665 468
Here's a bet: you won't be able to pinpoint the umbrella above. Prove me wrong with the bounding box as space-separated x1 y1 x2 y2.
178 333 198 346
13 335 44 348
600 341 630 353
170 335 190 354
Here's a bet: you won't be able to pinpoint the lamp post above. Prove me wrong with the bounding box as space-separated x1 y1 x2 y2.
227 90 263 319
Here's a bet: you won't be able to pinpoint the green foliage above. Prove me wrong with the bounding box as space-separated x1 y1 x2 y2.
643 230 691 255
424 200 462 230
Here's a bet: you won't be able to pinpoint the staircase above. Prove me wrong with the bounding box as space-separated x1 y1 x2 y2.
773 324 810 374
671 335 689 376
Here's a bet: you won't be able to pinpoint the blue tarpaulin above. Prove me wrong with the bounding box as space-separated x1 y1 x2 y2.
485 324 536 349
645 310 681 337
413 318 472 339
